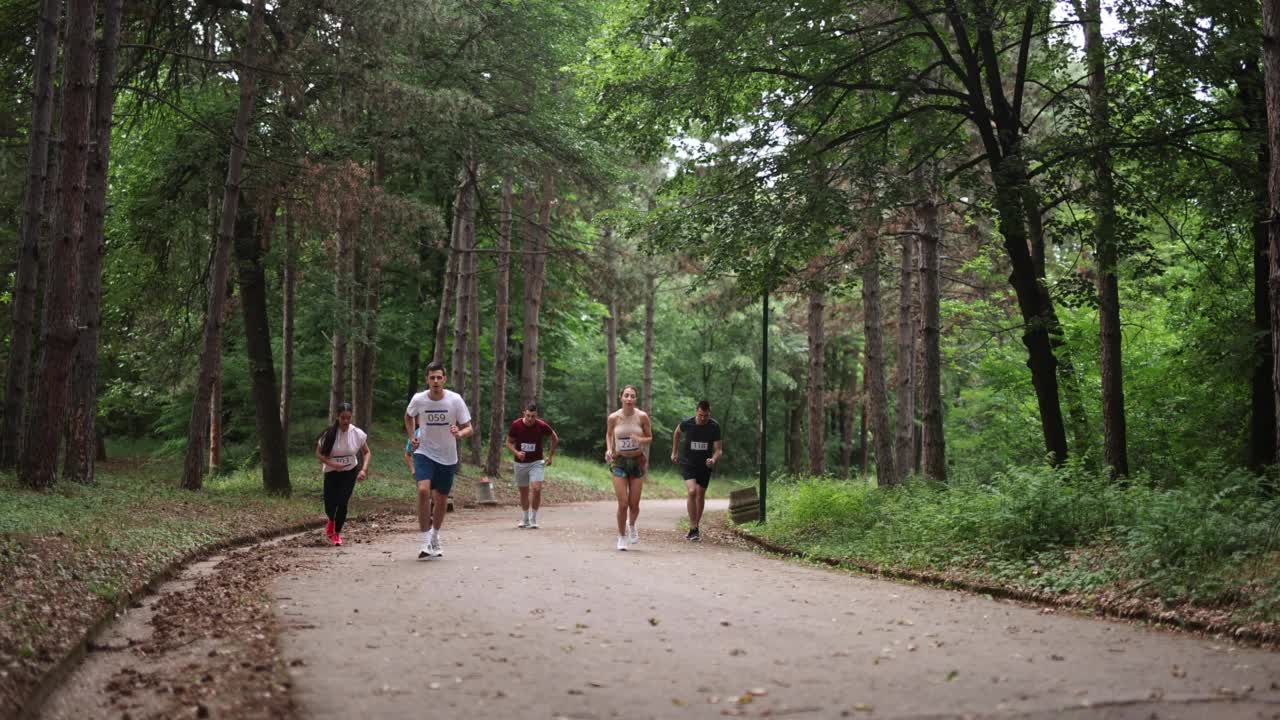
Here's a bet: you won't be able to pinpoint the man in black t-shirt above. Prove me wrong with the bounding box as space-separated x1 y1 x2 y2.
670 400 723 542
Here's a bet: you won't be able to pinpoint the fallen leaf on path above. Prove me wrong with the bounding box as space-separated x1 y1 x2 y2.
648 617 660 626
946 670 959 681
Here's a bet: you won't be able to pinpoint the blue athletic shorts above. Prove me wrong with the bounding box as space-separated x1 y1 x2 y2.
412 454 457 495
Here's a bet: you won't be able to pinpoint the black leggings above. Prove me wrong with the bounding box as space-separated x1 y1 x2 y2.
323 469 359 532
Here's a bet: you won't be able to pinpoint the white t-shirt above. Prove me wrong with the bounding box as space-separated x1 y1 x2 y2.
405 389 471 466
319 425 367 473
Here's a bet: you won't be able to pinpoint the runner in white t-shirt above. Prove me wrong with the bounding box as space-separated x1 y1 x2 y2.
404 361 473 559
315 402 372 547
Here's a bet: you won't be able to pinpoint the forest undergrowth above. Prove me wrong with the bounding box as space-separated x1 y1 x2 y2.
738 460 1280 635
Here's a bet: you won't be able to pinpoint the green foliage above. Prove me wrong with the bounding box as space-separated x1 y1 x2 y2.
751 459 1280 616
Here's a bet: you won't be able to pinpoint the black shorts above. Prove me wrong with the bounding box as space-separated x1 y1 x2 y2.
681 463 713 488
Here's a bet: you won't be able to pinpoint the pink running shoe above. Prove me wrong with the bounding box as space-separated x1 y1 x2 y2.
332 533 343 546
324 519 336 542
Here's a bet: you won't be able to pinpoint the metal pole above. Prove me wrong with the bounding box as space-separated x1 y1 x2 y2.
760 289 769 523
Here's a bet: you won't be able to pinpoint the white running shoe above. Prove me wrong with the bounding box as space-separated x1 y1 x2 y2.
616 536 628 551
517 513 529 529
628 524 639 545
429 535 443 557
418 541 431 559
530 511 539 529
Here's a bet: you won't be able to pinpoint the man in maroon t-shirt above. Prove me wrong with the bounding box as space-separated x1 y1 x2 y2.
506 402 559 528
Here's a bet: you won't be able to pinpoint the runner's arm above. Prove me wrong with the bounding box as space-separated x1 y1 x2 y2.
453 420 474 439
710 439 723 466
546 428 559 465
358 442 372 480
637 413 654 445
315 441 343 471
605 414 616 461
506 433 523 461
404 413 418 448
670 426 681 463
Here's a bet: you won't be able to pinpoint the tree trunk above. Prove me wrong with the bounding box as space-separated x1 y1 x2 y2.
521 174 552 408
362 264 381 431
1076 0 1129 477
916 165 947 482
20 0 98 488
210 317 224 477
179 0 265 491
350 228 366 423
840 346 857 478
786 385 804 474
537 355 546 406
1244 68 1278 471
604 229 618 415
858 363 869 477
3 0 61 470
432 190 462 365
280 203 297 442
330 211 350 418
466 194 481 466
484 176 514 476
234 200 290 495
893 233 916 478
207 285 238 476
63 0 123 484
989 163 1070 465
450 168 475 390
643 272 655 412
862 232 897 486
806 288 826 476
1264 0 1280 462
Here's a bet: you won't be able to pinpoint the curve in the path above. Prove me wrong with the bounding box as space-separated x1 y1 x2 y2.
274 500 1280 720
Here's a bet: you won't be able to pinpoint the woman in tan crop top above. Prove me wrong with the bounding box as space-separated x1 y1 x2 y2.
605 385 652 550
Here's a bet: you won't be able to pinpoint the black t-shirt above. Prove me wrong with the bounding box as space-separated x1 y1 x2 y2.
679 417 721 467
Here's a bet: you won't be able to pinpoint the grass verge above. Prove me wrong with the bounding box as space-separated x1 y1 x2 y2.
732 460 1280 642
0 449 420 717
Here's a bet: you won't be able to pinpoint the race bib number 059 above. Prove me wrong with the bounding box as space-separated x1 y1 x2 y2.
617 437 638 451
423 411 449 425
690 441 709 452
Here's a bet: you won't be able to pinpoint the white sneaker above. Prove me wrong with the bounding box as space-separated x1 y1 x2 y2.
628 524 639 545
530 512 539 529
616 536 628 551
429 534 443 557
517 513 529 529
418 531 432 559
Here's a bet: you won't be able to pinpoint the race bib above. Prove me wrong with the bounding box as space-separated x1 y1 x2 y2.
333 455 356 469
423 411 449 425
690 441 709 452
617 436 638 451
520 442 536 452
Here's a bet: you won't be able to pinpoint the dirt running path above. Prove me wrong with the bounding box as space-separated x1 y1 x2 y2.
274 500 1280 719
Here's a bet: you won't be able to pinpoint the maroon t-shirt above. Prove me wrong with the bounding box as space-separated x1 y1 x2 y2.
508 418 555 462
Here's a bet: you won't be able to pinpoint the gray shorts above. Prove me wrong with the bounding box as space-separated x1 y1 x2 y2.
513 460 545 487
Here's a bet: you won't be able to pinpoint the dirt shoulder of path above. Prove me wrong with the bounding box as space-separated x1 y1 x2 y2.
6 456 614 720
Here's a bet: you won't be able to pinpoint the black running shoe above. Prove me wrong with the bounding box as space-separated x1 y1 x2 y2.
690 527 701 542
